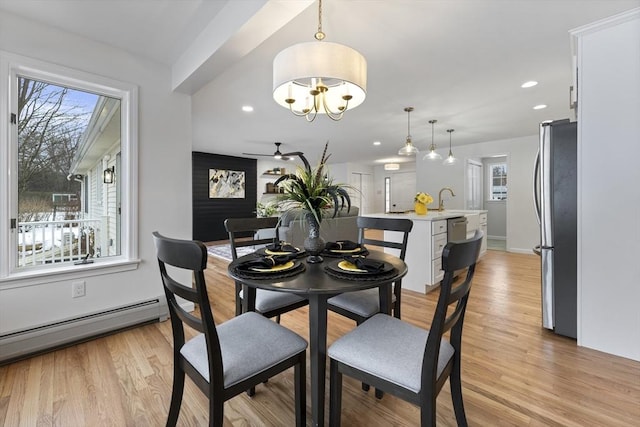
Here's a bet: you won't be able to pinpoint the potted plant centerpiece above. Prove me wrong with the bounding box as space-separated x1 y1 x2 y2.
274 142 351 263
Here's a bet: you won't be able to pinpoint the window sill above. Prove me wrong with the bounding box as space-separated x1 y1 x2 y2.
0 258 141 289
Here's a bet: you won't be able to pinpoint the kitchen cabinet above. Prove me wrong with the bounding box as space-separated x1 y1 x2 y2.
463 211 487 258
571 9 640 360
363 212 465 293
430 220 448 284
364 210 488 293
479 212 488 256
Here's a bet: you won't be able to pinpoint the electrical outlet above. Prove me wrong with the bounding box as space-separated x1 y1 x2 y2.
72 281 86 298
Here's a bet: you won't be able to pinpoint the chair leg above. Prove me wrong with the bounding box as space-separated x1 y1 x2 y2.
420 396 437 427
209 394 224 427
329 359 343 427
275 314 281 324
235 282 242 316
375 388 384 399
394 298 401 319
450 360 468 427
294 355 306 427
361 383 370 392
166 366 185 427
246 387 255 397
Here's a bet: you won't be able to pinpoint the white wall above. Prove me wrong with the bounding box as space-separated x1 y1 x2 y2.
416 135 539 253
574 9 640 361
0 13 192 333
328 162 375 213
371 162 417 213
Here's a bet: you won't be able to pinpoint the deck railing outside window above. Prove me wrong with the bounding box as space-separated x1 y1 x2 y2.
18 218 101 267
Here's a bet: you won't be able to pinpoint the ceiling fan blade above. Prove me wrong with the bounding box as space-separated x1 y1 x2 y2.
242 152 274 157
281 151 310 171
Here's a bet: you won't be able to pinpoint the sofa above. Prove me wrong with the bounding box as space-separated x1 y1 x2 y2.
278 207 359 249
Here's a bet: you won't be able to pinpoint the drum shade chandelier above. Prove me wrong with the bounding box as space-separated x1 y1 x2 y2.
273 0 367 122
398 107 419 156
423 119 442 160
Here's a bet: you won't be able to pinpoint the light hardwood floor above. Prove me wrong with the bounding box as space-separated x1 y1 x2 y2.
1 250 639 426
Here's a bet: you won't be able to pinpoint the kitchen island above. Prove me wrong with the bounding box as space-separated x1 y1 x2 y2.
363 210 487 293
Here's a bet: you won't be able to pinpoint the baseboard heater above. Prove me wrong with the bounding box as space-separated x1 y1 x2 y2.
0 298 168 364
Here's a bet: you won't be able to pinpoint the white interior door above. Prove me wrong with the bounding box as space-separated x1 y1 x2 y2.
349 172 373 214
466 160 482 210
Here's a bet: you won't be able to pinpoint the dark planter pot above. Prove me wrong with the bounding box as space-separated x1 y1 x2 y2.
304 213 325 263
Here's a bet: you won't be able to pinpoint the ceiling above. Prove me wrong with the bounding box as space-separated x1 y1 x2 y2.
1 0 638 166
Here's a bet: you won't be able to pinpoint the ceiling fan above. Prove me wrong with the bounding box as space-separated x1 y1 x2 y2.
242 142 300 161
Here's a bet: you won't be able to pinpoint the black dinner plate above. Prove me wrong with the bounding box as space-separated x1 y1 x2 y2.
236 259 301 274
255 247 306 258
325 258 394 276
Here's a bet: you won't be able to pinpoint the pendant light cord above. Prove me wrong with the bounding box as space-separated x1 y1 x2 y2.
315 0 325 40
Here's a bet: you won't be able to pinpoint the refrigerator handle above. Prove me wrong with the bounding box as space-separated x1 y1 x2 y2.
533 148 541 225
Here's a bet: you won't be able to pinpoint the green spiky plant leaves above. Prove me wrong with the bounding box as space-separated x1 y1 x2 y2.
274 142 351 226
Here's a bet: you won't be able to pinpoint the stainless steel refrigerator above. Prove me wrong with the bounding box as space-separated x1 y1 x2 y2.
533 119 577 339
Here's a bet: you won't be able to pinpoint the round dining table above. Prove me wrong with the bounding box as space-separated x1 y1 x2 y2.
228 249 408 427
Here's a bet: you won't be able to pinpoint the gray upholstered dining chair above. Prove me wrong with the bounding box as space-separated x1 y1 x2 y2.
152 232 307 427
224 217 308 322
327 216 413 323
328 231 483 427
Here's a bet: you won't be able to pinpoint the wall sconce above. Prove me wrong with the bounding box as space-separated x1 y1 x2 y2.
103 166 115 184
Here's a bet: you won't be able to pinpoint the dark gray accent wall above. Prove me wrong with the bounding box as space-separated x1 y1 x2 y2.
192 152 257 242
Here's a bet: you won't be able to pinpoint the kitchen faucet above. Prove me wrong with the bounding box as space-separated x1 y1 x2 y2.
438 187 455 211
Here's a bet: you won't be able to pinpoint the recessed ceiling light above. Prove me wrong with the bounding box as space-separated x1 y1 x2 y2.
373 141 381 146
241 105 254 112
521 81 538 88
533 104 547 110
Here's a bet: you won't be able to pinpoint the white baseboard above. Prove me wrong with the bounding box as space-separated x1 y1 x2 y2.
508 247 537 255
0 297 169 363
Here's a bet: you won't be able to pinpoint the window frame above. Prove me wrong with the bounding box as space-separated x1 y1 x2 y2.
0 51 139 286
488 161 508 201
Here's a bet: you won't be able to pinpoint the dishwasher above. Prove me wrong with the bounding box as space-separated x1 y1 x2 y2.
447 216 467 241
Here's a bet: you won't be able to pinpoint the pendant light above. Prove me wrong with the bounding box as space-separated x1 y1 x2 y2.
272 0 367 122
443 129 457 165
398 107 419 156
423 119 442 160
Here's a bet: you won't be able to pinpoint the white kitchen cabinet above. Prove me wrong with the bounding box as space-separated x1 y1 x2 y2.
479 212 488 257
430 220 448 283
571 8 640 361
364 212 461 293
463 211 488 258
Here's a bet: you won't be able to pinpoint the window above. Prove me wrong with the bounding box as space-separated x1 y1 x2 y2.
1 52 138 281
489 162 508 200
384 177 390 213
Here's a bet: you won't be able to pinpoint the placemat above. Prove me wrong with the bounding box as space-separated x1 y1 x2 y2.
231 261 306 280
320 247 369 258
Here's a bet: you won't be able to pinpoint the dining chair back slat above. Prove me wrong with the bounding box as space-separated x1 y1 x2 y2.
327 216 413 324
223 217 308 320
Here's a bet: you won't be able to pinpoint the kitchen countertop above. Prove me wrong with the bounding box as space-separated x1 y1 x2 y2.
363 209 487 221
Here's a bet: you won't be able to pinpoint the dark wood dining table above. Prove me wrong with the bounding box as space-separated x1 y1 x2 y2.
227 249 408 427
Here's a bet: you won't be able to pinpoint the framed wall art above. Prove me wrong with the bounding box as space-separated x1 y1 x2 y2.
209 169 245 198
